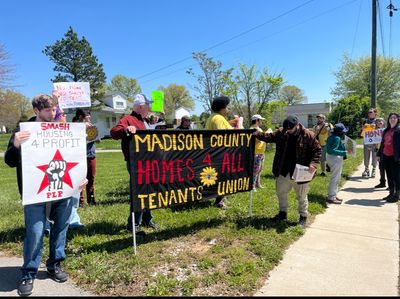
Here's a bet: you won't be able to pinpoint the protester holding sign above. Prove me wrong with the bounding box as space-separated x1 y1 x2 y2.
360 108 378 178
74 109 97 207
254 115 321 228
377 113 400 203
4 94 87 297
110 94 158 235
205 96 239 209
326 123 349 204
44 104 85 232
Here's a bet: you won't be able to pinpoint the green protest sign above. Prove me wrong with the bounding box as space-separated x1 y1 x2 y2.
151 90 164 112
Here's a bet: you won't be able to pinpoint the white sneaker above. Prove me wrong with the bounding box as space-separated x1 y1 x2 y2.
362 169 369 178
370 168 376 178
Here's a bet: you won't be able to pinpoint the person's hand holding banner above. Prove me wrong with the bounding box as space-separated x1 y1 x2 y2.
78 178 88 192
13 131 31 148
126 125 137 135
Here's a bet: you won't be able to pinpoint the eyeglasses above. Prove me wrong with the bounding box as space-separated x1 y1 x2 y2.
368 111 376 114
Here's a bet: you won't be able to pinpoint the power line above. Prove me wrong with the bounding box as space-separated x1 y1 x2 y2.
136 0 315 80
140 0 359 85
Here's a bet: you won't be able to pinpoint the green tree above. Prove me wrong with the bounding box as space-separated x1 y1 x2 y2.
332 54 400 114
223 63 283 127
43 26 106 103
187 52 233 112
260 99 287 129
280 85 307 105
106 74 141 102
198 111 211 129
0 90 31 130
328 95 370 138
158 84 194 122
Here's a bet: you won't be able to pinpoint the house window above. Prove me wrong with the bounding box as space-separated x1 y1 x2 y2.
115 101 124 108
112 117 117 125
106 117 110 129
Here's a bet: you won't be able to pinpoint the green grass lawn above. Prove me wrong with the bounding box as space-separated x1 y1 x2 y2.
0 133 11 152
95 138 121 150
0 149 363 296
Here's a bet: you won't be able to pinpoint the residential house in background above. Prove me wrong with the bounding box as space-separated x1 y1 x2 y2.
66 92 129 138
174 106 194 128
272 102 332 128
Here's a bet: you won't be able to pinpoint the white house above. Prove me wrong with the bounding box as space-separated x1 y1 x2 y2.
272 102 333 128
66 92 129 138
175 107 191 121
173 106 202 129
92 92 130 138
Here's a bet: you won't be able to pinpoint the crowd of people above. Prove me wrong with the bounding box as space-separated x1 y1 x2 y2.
5 89 399 297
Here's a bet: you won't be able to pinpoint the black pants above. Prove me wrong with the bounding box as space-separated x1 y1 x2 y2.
383 155 400 192
378 159 386 184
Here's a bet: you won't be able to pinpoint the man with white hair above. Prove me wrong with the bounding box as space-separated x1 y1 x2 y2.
110 94 159 234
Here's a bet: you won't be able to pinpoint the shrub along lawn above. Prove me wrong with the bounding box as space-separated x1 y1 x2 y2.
0 149 363 296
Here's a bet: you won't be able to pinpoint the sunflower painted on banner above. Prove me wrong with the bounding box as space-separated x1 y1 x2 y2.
200 167 218 187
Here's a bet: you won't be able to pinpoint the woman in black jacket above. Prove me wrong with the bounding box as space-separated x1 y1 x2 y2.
377 113 400 202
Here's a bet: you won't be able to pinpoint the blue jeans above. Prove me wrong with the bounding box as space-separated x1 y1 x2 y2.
68 196 82 227
44 196 82 231
21 197 73 281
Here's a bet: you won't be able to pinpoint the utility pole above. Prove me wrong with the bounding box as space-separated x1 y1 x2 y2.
371 0 377 108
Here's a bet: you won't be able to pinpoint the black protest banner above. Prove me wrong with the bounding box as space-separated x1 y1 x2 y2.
128 129 255 212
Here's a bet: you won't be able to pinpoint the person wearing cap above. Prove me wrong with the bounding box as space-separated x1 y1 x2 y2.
110 93 159 234
313 114 333 176
360 108 378 178
177 115 191 130
250 114 267 190
377 112 400 203
205 96 239 209
254 114 321 228
326 123 349 204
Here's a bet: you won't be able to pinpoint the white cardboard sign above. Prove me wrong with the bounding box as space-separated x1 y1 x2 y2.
20 122 87 205
363 128 384 145
53 82 91 108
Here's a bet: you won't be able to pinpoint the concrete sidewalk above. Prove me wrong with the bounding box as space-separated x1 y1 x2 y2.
256 163 399 296
0 254 92 296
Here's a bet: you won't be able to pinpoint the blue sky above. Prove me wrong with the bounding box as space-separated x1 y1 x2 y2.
1 0 399 115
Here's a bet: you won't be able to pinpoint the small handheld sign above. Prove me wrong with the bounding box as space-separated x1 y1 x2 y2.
151 90 164 113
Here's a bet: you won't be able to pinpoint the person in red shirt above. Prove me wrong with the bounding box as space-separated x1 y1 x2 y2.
377 112 400 202
110 94 159 235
